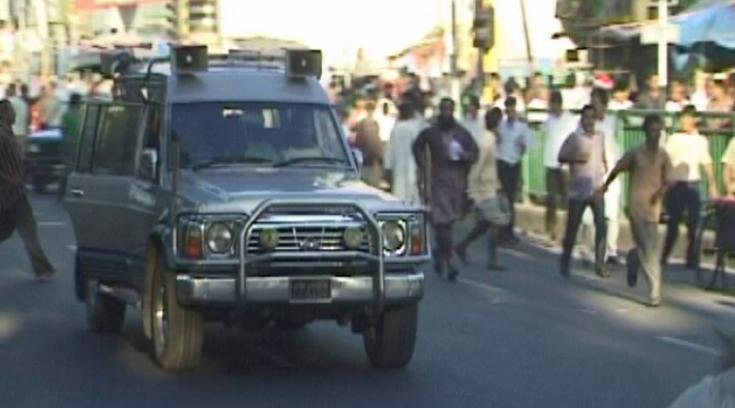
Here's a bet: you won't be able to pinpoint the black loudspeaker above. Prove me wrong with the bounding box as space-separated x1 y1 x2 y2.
286 49 322 78
171 45 208 73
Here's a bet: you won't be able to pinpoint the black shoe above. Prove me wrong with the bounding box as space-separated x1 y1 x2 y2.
447 264 460 282
626 250 639 288
455 245 469 265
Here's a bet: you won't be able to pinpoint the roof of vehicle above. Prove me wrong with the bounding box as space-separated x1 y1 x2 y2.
145 67 330 105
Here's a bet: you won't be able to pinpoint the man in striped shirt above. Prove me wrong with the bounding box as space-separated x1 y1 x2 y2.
0 99 56 280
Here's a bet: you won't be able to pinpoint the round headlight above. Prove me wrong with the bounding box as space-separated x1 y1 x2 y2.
206 222 233 253
259 228 279 251
343 226 364 249
381 221 405 253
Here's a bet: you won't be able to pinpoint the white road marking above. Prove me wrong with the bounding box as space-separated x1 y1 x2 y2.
657 336 724 357
38 221 67 227
458 278 507 295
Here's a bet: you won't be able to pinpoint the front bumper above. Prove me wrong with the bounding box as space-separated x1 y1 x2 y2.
176 272 424 307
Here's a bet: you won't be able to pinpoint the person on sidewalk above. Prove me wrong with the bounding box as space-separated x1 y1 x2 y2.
496 96 531 244
59 93 82 201
598 114 672 307
661 105 718 269
460 94 484 146
455 107 509 270
541 91 577 242
558 105 609 278
353 101 384 188
6 84 30 154
0 99 56 280
413 98 478 281
722 136 735 197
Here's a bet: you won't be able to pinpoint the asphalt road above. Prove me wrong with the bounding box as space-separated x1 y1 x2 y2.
1 193 734 408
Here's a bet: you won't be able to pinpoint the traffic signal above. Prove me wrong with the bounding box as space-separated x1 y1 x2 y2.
473 5 494 49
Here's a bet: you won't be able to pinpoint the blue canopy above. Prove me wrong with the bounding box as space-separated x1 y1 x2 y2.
673 1 735 49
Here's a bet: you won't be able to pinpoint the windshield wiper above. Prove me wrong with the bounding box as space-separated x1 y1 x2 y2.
192 156 273 170
273 157 349 168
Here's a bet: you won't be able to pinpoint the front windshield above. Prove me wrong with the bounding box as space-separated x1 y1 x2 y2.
171 102 350 169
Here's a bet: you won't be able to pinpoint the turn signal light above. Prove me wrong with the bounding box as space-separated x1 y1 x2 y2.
185 223 204 259
410 223 424 256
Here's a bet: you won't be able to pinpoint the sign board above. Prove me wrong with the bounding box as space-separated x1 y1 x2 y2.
641 23 680 44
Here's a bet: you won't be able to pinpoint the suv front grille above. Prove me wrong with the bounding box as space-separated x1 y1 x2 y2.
246 224 371 255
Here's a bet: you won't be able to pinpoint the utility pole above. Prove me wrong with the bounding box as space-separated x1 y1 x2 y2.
450 0 461 104
657 0 668 90
474 0 484 97
519 0 533 74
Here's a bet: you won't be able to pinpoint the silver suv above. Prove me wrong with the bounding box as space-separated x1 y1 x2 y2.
64 46 429 370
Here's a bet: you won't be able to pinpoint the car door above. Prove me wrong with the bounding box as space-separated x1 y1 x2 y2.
124 104 167 289
84 102 146 280
65 103 104 258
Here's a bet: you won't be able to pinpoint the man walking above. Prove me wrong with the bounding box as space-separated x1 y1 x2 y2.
385 101 424 205
455 108 508 270
661 105 718 268
496 96 531 243
598 114 672 306
590 88 623 265
6 84 30 154
0 100 56 280
541 91 576 242
558 105 608 278
413 98 478 281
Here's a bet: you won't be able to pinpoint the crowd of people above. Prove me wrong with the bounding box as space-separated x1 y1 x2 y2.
337 70 735 308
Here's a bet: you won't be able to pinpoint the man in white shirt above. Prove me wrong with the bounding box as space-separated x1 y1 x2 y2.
583 88 623 265
662 105 719 268
542 91 577 241
460 94 484 145
5 84 29 153
497 96 531 242
384 102 425 205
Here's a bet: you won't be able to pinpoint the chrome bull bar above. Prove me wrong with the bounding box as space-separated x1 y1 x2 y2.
238 199 385 312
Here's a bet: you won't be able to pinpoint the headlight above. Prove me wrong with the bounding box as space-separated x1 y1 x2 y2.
381 220 406 253
206 222 233 253
343 226 364 249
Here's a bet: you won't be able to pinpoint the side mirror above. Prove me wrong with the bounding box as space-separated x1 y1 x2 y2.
351 148 364 174
140 148 158 181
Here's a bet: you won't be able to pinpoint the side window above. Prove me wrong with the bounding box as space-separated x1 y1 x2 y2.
94 104 144 176
77 104 100 173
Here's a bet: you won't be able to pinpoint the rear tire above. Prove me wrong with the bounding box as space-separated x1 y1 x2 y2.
150 256 203 370
85 279 126 333
363 303 418 369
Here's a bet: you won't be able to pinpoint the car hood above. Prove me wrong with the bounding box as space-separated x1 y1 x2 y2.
179 168 413 214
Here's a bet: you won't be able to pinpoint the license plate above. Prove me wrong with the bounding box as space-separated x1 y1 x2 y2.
290 279 331 301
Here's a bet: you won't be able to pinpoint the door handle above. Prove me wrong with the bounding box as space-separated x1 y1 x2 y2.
70 188 84 198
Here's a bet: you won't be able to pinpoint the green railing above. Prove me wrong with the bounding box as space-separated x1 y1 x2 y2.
522 110 735 204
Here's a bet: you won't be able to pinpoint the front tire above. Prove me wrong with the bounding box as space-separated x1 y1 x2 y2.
150 256 203 370
363 303 418 369
85 279 126 333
